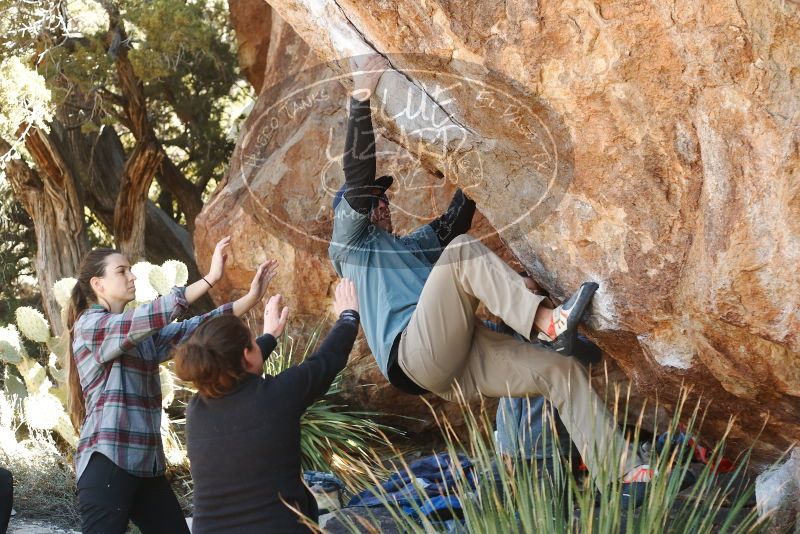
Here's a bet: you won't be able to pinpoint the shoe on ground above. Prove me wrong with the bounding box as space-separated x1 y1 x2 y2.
618 465 697 509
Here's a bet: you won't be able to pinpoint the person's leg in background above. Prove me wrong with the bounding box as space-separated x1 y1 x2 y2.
496 396 570 463
0 467 13 533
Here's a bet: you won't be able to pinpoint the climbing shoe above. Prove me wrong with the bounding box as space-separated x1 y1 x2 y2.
617 465 697 508
539 334 602 365
538 282 599 355
622 464 656 483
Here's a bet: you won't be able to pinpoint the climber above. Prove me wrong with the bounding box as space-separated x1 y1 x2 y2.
328 54 656 486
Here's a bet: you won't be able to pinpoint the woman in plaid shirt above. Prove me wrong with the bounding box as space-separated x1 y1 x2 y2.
65 237 276 534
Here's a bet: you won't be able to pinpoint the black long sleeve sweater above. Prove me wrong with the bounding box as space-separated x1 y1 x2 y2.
186 311 359 533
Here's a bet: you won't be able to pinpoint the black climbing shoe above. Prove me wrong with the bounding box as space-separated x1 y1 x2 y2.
538 282 599 356
540 334 602 365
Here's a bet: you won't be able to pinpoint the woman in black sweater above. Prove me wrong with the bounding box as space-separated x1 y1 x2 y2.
175 279 360 533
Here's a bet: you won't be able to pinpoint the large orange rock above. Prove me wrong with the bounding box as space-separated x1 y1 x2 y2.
201 6 515 432
201 0 800 466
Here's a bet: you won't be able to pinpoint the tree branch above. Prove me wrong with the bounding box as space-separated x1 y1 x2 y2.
101 7 204 233
157 81 199 130
114 140 164 260
197 171 216 191
158 155 204 231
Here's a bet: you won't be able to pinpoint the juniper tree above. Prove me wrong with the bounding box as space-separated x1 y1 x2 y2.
0 0 248 329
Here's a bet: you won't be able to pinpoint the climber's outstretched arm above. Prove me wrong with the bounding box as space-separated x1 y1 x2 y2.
342 55 391 215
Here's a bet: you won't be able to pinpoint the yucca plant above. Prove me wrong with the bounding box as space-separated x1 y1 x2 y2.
265 326 397 486
320 379 768 534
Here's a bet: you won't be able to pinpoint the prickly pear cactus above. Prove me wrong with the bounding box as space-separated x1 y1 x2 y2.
15 307 50 344
0 317 77 446
0 325 24 365
1 262 189 458
52 277 77 309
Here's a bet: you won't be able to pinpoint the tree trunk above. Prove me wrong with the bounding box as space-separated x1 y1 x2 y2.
106 17 205 235
158 157 204 232
49 121 199 270
114 141 164 261
0 134 88 334
10 118 215 316
53 123 215 311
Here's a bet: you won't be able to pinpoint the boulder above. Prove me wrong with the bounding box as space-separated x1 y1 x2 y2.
202 6 513 431
228 0 272 93
756 447 800 533
200 0 800 466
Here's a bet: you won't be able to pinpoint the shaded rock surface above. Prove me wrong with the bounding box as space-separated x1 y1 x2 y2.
201 0 800 466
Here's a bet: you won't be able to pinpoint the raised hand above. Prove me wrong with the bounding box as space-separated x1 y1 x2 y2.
333 278 359 316
206 236 231 285
247 260 278 302
263 294 289 338
229 260 278 318
350 54 391 102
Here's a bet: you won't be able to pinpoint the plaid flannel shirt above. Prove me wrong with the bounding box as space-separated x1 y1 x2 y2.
72 286 233 480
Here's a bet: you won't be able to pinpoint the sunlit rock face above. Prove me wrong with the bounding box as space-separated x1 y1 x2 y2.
200 0 800 465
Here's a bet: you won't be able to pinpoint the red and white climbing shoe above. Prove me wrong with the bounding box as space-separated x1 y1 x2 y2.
537 282 599 356
618 464 696 508
622 465 656 483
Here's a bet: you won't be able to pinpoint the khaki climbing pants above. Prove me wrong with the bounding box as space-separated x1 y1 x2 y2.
397 234 641 476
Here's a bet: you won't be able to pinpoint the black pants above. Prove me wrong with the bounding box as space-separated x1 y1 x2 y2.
77 453 189 534
0 468 12 534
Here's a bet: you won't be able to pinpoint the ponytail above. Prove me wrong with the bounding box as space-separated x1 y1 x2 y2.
65 248 117 432
174 315 252 398
66 284 88 432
